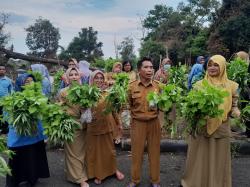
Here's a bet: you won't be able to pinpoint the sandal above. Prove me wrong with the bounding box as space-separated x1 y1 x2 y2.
115 170 124 181
127 182 137 187
94 178 102 185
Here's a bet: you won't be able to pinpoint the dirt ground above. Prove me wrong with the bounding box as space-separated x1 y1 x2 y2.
1 148 250 187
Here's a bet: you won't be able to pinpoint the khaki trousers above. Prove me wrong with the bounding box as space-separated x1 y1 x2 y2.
131 118 161 184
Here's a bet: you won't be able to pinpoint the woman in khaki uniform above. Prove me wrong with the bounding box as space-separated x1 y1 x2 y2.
86 70 124 185
122 60 137 82
58 67 89 187
105 62 122 86
181 55 240 187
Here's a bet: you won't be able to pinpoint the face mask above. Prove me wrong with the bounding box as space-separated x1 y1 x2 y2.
163 64 171 71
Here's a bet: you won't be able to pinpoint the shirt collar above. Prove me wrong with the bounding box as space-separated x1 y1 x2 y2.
137 77 153 87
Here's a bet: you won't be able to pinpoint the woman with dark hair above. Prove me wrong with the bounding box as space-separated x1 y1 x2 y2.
6 73 50 187
122 61 137 81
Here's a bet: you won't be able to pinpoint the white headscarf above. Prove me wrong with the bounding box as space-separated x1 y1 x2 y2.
79 60 91 77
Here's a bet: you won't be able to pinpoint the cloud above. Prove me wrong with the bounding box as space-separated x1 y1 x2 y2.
0 0 185 57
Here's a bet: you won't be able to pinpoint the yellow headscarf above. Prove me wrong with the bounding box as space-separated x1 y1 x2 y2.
112 62 122 73
202 55 238 135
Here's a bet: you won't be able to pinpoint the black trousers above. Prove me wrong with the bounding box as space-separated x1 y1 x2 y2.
0 106 8 134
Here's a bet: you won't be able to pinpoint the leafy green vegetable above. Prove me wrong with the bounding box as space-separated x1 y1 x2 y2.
168 64 188 92
27 70 43 83
242 103 250 122
0 136 14 176
181 80 229 136
42 104 80 145
52 69 64 97
67 82 101 108
227 58 249 90
105 73 129 113
0 82 48 136
147 84 182 138
147 84 182 113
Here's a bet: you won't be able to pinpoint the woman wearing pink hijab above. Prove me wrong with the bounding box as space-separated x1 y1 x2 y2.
58 67 89 187
86 70 124 185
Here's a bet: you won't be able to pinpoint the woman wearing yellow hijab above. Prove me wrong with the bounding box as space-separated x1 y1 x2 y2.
181 55 240 187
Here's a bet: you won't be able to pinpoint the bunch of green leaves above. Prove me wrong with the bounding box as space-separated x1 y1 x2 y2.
0 82 48 136
181 80 229 136
147 84 183 138
42 104 80 145
105 73 129 113
0 136 14 176
52 69 64 97
242 103 250 122
227 58 250 91
147 84 182 113
67 82 101 108
27 70 43 83
168 64 188 93
104 58 121 72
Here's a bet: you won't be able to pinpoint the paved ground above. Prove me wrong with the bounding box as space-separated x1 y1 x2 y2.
1 148 250 187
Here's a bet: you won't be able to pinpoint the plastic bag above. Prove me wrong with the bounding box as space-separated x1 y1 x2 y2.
80 108 92 124
121 110 131 129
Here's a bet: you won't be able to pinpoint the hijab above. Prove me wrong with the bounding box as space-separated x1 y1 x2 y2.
89 70 105 86
15 73 35 92
31 64 50 82
112 62 122 73
79 60 91 77
65 67 82 85
201 55 238 135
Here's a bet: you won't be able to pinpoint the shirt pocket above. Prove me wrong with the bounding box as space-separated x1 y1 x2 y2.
132 92 142 107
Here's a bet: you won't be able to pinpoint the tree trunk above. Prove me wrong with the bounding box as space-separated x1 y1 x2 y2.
0 47 67 66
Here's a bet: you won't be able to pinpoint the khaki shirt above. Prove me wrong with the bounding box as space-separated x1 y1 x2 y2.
128 79 160 121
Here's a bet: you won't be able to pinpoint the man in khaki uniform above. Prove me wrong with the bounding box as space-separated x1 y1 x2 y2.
127 57 161 187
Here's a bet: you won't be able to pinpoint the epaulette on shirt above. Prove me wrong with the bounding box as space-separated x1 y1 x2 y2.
129 79 138 84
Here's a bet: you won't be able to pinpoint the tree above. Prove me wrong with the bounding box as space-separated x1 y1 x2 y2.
139 40 166 70
59 27 103 62
207 0 250 57
142 1 220 63
25 17 61 58
0 13 10 47
117 36 136 62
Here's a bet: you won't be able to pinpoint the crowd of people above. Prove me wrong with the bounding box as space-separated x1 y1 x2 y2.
0 51 249 187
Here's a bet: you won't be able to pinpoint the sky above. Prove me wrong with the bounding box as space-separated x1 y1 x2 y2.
1 0 185 58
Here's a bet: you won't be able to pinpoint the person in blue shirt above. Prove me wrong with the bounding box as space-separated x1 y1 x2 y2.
0 65 13 134
6 73 50 187
187 56 205 90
